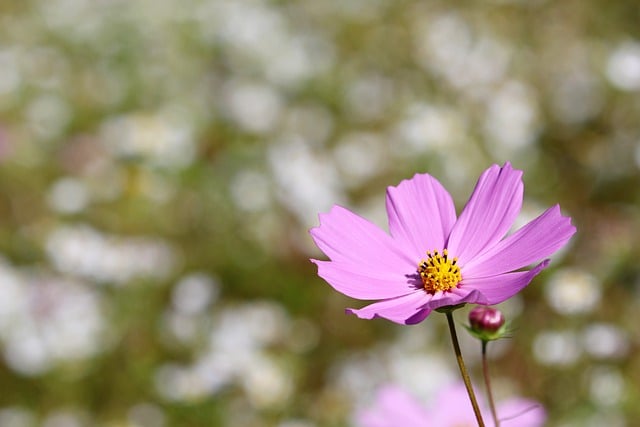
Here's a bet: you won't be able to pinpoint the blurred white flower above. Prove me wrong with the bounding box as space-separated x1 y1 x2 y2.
154 363 195 402
415 13 509 91
207 1 332 87
582 323 629 360
635 142 640 170
344 74 394 121
0 260 105 376
331 333 456 411
606 41 640 91
551 69 603 124
533 330 582 366
583 412 627 427
162 311 200 345
241 354 293 409
230 170 272 213
26 94 72 140
395 103 465 153
0 407 35 427
265 34 334 87
171 273 219 316
46 225 175 285
4 333 50 377
128 403 166 427
211 302 288 351
212 1 285 58
387 352 456 402
268 138 346 228
42 410 86 427
39 0 104 41
545 268 601 316
156 301 293 408
278 420 316 427
223 80 283 134
331 352 388 403
333 132 386 186
100 112 196 169
0 48 22 103
589 366 625 407
483 80 539 155
48 177 90 215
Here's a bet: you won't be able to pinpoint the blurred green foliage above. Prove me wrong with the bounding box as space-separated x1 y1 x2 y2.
0 0 639 426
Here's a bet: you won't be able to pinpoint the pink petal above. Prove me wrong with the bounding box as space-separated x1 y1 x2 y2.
461 260 549 305
462 205 576 278
310 205 415 271
429 382 485 426
447 163 523 266
355 385 429 427
346 287 485 324
312 260 417 300
345 291 433 325
497 398 546 427
385 173 457 256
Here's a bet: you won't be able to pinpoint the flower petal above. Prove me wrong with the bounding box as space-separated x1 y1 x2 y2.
497 398 546 427
346 287 485 324
310 205 415 271
355 385 428 427
385 173 457 256
461 260 549 305
312 260 417 300
345 291 433 325
429 382 486 426
462 205 576 278
447 163 523 266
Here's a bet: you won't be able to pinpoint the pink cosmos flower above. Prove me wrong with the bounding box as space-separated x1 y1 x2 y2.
356 382 546 427
310 163 576 324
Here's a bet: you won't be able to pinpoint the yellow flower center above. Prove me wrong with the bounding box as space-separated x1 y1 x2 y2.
418 249 461 293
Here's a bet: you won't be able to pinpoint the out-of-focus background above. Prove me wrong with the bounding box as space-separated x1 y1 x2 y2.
0 0 639 426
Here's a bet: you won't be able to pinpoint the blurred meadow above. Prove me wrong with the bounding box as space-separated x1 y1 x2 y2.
0 0 639 426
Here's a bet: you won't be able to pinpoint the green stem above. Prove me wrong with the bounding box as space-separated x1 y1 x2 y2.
482 341 500 427
445 311 485 427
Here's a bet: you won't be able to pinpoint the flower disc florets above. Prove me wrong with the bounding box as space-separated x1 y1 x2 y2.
418 249 461 293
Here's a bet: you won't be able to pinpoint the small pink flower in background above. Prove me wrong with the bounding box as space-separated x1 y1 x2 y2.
356 382 546 427
467 305 509 341
469 306 505 333
310 163 576 324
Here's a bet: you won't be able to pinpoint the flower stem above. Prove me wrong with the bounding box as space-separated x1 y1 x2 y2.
445 311 485 427
482 341 500 427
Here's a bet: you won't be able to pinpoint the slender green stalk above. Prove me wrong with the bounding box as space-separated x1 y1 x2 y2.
482 341 499 427
445 311 485 427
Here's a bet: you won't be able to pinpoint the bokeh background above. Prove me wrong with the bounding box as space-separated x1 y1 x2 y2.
0 0 639 426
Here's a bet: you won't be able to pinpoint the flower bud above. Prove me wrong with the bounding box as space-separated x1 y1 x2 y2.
466 306 507 341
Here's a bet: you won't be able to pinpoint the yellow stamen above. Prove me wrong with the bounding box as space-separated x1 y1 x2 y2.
418 249 461 293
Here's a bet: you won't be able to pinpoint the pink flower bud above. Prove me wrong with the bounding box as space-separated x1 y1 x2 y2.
469 306 505 334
